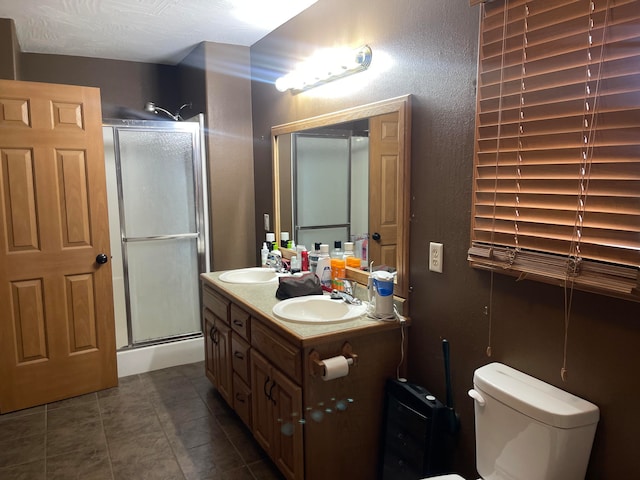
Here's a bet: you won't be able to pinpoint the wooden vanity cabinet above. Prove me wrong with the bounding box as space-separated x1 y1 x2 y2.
202 277 404 480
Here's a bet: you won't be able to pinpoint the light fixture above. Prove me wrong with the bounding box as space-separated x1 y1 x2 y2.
275 45 372 93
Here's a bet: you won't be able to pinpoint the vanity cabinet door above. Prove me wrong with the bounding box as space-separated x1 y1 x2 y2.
204 311 216 384
251 349 274 453
271 368 303 480
250 349 304 480
204 306 233 405
213 318 233 406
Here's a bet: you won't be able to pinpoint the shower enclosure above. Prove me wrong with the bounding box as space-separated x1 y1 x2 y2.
103 117 208 350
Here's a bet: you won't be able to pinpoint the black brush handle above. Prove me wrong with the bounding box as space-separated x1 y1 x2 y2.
443 339 454 409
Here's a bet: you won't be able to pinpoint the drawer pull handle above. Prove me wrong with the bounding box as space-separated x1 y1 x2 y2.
235 393 246 403
263 376 271 398
234 351 244 360
268 380 277 405
233 319 244 327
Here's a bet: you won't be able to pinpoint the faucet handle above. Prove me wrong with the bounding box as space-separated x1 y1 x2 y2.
338 278 356 296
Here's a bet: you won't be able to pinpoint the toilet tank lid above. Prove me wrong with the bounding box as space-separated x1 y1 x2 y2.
474 363 600 429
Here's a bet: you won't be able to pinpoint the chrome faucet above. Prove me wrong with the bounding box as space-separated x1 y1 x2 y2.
265 252 285 272
330 279 362 305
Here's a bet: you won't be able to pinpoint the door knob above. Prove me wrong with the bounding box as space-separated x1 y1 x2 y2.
96 253 109 265
372 232 381 241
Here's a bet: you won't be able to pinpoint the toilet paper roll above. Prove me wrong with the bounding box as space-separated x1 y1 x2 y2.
321 355 350 381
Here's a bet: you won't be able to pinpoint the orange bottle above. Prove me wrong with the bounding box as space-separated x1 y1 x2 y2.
331 257 346 291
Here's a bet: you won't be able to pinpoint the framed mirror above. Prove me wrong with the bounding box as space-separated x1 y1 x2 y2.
271 95 412 298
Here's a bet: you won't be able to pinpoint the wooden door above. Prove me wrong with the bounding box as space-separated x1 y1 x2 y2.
0 79 117 413
369 112 400 270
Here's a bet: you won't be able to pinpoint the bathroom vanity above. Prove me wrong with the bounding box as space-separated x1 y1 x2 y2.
201 271 407 480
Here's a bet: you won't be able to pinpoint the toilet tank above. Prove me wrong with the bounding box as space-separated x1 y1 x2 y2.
470 363 599 480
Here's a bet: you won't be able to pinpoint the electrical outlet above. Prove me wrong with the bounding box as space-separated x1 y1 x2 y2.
429 242 443 273
263 213 270 231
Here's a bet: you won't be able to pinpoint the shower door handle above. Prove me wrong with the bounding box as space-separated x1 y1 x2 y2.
96 253 109 265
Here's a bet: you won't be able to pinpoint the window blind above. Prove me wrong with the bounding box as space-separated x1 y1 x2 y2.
469 0 640 300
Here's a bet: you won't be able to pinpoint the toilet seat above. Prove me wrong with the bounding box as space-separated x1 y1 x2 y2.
421 475 466 480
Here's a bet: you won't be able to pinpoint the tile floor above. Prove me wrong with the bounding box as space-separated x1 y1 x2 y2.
0 361 285 480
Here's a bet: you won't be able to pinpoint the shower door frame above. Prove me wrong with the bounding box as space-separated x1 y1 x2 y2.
104 117 209 348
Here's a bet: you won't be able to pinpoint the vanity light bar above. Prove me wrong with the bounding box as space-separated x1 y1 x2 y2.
275 45 372 93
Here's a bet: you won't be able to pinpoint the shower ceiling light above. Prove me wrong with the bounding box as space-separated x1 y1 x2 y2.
275 45 372 93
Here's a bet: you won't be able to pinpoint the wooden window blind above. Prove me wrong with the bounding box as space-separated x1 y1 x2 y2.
469 0 640 300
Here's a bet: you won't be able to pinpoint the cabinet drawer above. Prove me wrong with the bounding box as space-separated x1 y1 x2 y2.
230 304 251 340
203 284 229 323
233 373 252 428
232 335 251 384
251 321 301 383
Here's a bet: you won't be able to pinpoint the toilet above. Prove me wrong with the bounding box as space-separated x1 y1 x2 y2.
426 362 600 480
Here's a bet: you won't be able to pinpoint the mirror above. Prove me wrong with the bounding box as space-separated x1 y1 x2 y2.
272 95 411 298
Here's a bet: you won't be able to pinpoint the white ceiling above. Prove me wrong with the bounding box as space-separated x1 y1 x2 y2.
0 0 317 65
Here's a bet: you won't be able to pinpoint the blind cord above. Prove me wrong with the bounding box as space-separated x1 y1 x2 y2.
562 0 610 382
484 0 510 358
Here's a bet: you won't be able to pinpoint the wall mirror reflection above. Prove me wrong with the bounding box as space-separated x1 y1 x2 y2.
272 95 411 298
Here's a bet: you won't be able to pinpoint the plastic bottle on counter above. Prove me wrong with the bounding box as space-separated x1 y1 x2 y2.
296 245 309 272
330 241 344 259
316 244 332 290
260 242 269 267
280 232 290 249
331 256 346 291
266 232 275 251
270 243 282 264
344 241 360 269
309 242 321 274
290 255 300 274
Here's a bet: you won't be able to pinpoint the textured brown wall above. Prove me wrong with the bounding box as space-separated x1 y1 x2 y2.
201 42 256 271
0 18 20 80
250 0 640 478
20 53 181 118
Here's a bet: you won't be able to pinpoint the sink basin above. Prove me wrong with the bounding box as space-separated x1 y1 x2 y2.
219 267 278 284
272 295 367 324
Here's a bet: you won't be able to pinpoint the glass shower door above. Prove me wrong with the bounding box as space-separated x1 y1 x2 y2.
116 126 203 345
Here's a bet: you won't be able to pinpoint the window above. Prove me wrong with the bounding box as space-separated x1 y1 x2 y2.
468 0 640 300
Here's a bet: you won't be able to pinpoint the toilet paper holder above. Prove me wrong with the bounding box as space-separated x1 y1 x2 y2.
309 342 358 377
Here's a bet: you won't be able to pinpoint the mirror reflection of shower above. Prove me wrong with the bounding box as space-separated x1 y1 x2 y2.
144 101 192 121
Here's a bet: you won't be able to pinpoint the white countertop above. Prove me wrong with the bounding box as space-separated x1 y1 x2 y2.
200 271 403 345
